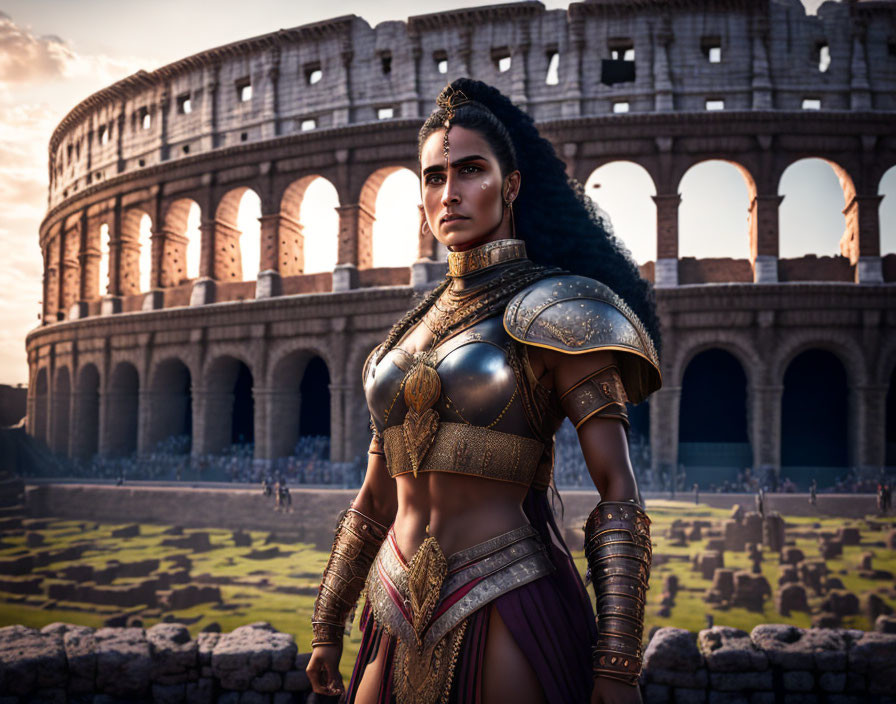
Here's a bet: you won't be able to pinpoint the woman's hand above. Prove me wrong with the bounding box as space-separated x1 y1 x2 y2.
591 676 643 704
307 644 346 701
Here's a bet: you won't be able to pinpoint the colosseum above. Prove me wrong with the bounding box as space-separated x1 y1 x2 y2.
24 0 896 489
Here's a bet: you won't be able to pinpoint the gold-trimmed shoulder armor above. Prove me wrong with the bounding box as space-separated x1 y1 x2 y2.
503 275 661 404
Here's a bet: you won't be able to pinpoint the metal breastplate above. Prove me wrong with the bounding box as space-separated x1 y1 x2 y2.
364 315 535 440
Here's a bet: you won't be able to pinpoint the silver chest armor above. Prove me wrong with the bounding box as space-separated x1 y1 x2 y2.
364 314 535 440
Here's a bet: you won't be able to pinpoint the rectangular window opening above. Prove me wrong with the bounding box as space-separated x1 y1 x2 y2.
300 118 316 131
802 98 821 110
492 48 511 73
177 94 192 114
182 145 190 154
434 50 448 75
306 67 322 85
613 101 630 113
815 41 831 72
240 131 248 142
140 108 151 130
98 126 108 145
701 36 722 63
602 39 635 85
377 107 394 120
889 39 896 57
237 79 252 102
380 52 392 75
545 50 559 85
705 99 725 111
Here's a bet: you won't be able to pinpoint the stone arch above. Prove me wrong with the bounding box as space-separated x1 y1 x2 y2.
879 164 896 256
291 176 341 274
214 187 262 282
147 357 193 453
671 335 760 389
51 367 71 455
106 361 139 457
161 198 202 285
265 348 332 458
777 157 854 259
32 367 49 445
365 167 421 268
780 349 849 488
120 208 152 295
677 159 757 264
771 333 866 390
72 363 100 459
201 354 255 454
678 348 752 488
584 160 657 264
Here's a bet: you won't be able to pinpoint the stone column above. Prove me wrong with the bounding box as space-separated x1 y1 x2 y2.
841 194 883 283
510 23 530 110
334 203 374 290
106 198 124 297
192 388 234 455
213 219 244 282
334 41 353 127
457 27 472 76
562 15 584 118
60 222 81 319
652 193 680 287
653 16 674 112
44 238 59 323
262 48 281 139
401 34 421 118
650 386 681 478
200 63 220 151
849 23 872 111
79 215 101 305
70 390 99 459
750 16 772 110
137 389 156 456
750 384 783 474
853 384 888 471
254 387 301 460
749 195 783 283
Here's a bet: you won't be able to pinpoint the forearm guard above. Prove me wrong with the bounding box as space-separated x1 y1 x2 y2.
311 506 389 647
584 499 652 685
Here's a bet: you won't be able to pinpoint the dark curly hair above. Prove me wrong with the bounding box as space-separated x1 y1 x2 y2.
417 77 661 352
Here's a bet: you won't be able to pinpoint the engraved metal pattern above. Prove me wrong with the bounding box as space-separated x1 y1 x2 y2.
559 364 630 430
502 275 662 404
445 238 528 278
382 422 543 487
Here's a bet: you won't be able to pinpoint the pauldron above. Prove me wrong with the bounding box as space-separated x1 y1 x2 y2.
503 275 661 404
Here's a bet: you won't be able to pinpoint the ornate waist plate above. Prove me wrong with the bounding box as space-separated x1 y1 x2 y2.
383 422 544 487
365 523 554 653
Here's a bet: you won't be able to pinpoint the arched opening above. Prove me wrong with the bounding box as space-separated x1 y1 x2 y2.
299 178 340 274
203 355 254 455
97 223 110 297
162 199 201 285
215 188 262 282
367 168 421 267
679 160 754 266
33 368 48 445
781 349 848 488
51 367 71 455
584 161 657 264
678 349 752 488
886 364 896 469
73 364 100 459
880 165 896 256
147 358 192 453
106 362 139 457
120 209 151 295
778 158 850 258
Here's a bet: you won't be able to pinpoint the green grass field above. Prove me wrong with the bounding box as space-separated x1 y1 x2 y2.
1 501 894 681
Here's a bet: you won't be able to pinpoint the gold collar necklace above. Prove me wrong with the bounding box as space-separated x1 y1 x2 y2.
446 238 527 278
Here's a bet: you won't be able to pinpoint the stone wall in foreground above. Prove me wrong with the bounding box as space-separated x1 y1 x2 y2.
1 621 895 703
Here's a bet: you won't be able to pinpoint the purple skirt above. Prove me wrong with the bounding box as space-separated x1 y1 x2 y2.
346 489 597 704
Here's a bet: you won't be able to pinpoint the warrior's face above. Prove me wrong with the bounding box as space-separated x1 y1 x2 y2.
420 125 519 252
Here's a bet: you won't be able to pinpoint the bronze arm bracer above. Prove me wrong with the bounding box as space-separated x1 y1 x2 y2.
311 505 389 647
584 499 652 685
559 364 630 431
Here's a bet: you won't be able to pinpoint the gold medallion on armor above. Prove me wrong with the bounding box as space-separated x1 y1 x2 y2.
401 356 442 476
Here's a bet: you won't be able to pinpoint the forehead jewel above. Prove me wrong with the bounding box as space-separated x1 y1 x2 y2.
436 85 472 120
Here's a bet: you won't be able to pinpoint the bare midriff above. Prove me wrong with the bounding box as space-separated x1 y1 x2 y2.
393 470 531 560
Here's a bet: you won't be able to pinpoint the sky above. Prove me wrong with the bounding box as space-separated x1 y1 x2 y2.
1 0 892 386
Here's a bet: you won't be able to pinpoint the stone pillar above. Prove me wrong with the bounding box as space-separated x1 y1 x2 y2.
198 218 216 279
200 64 220 151
336 202 375 271
750 385 783 474
213 219 244 282
158 228 189 288
259 212 304 276
70 390 99 459
401 34 421 118
192 388 234 455
749 195 783 283
79 216 101 303
510 23 530 110
334 42 353 127
49 386 70 455
254 388 301 460
44 239 59 323
262 48 281 139
652 193 680 287
159 91 170 162
650 386 681 478
653 17 674 112
562 15 584 118
137 389 155 456
750 16 772 110
854 384 888 471
107 199 124 297
60 222 81 319
840 194 883 283
849 25 872 111
457 27 472 76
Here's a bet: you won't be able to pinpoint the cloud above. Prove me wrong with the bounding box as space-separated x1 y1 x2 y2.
0 13 148 86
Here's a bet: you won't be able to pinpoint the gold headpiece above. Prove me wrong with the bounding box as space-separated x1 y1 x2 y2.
436 86 472 160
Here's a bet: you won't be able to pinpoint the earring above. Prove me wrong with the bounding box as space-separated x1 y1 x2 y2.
503 198 516 238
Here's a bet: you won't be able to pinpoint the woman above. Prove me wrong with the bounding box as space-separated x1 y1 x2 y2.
307 78 661 704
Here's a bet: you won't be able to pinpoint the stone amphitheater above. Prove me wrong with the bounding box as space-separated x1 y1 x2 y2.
23 0 896 485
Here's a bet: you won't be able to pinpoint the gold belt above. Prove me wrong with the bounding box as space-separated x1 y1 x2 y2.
365 524 554 704
383 422 544 487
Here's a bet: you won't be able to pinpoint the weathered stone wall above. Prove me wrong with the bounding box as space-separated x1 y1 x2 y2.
1 621 894 703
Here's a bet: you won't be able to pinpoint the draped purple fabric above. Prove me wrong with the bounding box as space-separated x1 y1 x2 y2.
345 488 596 704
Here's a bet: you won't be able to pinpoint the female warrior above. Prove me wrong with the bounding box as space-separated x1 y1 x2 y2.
307 78 661 704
